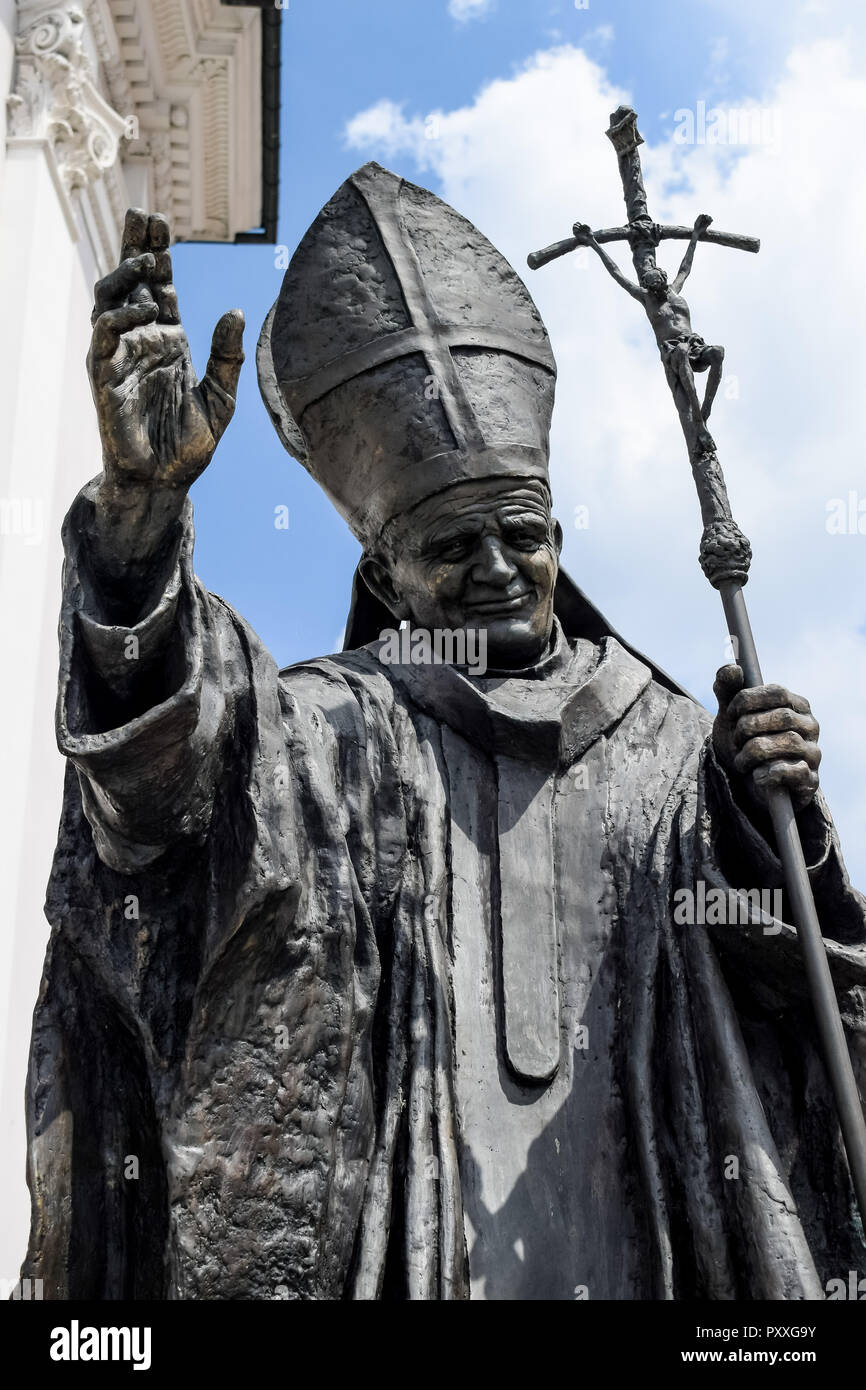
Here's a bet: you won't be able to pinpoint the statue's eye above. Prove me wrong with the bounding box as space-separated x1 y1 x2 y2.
507 528 543 550
437 537 471 560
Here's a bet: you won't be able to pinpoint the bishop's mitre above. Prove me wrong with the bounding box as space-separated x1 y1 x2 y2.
257 162 557 549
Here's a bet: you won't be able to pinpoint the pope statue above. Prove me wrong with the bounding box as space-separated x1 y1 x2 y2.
20 164 866 1300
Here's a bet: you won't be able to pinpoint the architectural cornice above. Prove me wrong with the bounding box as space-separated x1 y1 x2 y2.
107 0 265 243
5 0 277 266
8 7 126 193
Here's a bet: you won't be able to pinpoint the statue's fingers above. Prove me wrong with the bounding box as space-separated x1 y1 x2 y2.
727 683 811 722
752 732 822 772
91 302 159 359
735 732 821 777
150 249 172 285
147 249 179 324
120 207 149 264
154 285 180 325
713 663 743 710
120 209 157 309
129 283 157 311
733 708 819 749
92 253 156 321
146 213 171 252
752 760 819 806
201 310 245 424
197 310 245 441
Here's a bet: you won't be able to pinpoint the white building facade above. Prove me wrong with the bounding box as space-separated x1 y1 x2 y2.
0 0 278 1284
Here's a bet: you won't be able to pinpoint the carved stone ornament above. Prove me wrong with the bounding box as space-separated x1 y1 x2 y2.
7 4 127 195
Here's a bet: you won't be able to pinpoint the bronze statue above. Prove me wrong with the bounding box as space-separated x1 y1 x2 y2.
20 163 865 1301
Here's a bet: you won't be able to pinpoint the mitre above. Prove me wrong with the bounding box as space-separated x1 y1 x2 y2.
257 161 557 549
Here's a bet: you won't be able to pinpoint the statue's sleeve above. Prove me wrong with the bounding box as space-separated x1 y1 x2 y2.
696 737 866 999
654 706 866 1290
56 482 241 872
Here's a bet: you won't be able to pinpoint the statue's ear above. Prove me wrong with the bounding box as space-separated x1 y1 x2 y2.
358 554 405 618
343 562 404 650
552 516 564 556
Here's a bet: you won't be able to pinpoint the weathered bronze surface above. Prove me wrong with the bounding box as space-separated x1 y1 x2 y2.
19 167 866 1300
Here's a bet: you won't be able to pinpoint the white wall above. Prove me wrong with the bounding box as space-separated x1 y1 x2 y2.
0 111 107 1289
0 0 13 188
0 0 266 1289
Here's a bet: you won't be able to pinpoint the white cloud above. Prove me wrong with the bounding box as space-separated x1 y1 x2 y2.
343 100 421 160
586 24 615 46
344 39 866 887
448 0 494 23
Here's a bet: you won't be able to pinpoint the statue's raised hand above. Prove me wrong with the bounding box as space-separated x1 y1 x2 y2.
88 208 244 496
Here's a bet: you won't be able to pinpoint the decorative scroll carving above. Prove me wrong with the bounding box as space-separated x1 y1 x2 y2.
7 5 127 197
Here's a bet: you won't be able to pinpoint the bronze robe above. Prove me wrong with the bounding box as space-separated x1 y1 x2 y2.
22 486 866 1299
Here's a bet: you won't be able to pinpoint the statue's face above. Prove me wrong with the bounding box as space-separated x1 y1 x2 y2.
641 267 668 296
361 477 562 669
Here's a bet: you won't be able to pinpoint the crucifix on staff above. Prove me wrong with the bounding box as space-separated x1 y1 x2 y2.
571 211 726 442
529 104 759 455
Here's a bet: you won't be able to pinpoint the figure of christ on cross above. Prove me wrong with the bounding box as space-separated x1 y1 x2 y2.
572 213 724 448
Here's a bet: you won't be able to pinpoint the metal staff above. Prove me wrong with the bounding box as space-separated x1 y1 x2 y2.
528 103 866 1226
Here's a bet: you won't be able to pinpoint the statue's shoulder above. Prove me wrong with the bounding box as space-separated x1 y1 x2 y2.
277 646 399 732
279 644 390 687
645 672 714 741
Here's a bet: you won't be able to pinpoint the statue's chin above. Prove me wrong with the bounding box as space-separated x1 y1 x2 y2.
481 616 553 672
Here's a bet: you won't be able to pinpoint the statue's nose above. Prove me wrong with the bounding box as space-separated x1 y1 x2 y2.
470 536 516 587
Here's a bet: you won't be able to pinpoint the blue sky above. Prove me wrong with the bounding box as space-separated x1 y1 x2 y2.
171 0 866 880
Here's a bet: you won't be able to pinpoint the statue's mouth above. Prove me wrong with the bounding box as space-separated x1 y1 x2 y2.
463 590 534 619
